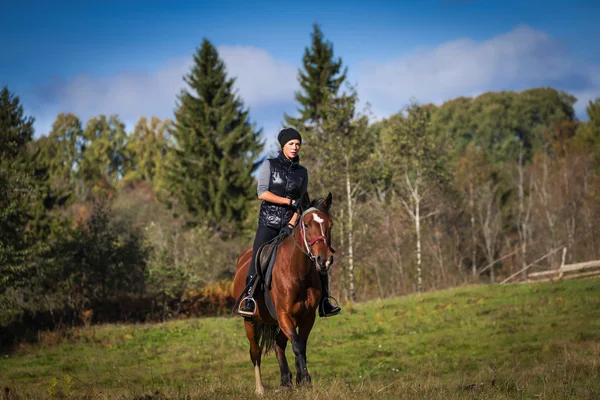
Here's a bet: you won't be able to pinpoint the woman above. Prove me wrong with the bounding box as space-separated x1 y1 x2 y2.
238 127 341 318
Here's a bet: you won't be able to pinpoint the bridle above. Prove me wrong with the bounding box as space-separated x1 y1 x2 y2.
293 207 334 266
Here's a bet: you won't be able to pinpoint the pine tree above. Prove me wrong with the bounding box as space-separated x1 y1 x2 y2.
164 38 264 233
0 86 38 290
0 86 34 158
284 23 348 132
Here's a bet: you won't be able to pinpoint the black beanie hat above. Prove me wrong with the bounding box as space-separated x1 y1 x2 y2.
277 127 302 148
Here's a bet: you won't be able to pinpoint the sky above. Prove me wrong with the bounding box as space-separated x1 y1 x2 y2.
2 0 599 155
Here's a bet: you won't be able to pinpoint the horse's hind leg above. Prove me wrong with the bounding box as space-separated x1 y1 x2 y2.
244 320 264 395
274 330 292 391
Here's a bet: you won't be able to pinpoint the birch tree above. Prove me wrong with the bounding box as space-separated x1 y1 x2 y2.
316 86 373 301
381 101 450 293
514 144 534 278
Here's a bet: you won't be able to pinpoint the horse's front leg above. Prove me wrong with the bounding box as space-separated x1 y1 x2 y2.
274 330 292 391
278 313 311 386
244 320 265 395
296 312 316 386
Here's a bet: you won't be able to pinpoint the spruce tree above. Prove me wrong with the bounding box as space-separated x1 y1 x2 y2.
164 38 264 233
282 23 348 182
0 86 38 290
0 86 34 158
284 23 348 132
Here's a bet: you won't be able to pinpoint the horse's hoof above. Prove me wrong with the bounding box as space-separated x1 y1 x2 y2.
255 387 265 396
276 385 292 392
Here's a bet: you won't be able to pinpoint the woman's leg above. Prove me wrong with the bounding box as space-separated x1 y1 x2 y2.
240 224 279 314
247 225 279 279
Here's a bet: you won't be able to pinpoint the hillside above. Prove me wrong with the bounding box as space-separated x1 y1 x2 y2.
2 278 599 399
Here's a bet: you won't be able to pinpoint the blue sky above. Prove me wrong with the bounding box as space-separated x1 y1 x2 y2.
2 0 599 154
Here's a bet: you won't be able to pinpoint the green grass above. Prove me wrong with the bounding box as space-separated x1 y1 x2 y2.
2 278 600 399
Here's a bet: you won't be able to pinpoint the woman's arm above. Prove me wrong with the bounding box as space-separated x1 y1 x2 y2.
258 191 294 206
256 159 295 207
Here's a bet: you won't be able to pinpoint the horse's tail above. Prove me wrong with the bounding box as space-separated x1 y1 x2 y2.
257 323 280 356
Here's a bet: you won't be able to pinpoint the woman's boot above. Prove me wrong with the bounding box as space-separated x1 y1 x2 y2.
319 272 341 317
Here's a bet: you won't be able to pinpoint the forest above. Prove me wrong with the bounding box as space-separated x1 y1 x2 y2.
2 24 599 347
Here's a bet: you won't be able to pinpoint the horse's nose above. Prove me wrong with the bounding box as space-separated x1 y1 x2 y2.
316 255 330 271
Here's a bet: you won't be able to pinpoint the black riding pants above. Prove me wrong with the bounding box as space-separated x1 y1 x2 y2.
247 224 280 279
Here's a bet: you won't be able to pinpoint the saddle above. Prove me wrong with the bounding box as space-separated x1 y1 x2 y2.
233 230 288 321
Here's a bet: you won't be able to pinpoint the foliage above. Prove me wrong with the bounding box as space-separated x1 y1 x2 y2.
284 23 348 132
0 86 34 159
75 114 128 200
122 116 172 190
49 198 150 320
0 86 44 304
163 38 264 234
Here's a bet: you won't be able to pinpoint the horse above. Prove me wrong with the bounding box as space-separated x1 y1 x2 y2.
232 192 336 395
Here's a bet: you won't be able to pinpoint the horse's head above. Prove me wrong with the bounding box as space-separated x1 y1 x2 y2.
298 192 335 273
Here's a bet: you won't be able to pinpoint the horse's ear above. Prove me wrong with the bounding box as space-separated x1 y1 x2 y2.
324 192 333 211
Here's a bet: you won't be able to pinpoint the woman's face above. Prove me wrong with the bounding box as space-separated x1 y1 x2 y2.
283 139 301 159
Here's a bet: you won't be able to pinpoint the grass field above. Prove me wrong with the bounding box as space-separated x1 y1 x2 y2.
2 277 600 399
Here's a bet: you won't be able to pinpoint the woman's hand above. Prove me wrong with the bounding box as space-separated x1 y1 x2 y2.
280 223 294 236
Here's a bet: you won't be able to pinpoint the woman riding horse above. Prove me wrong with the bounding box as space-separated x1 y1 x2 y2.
238 127 341 318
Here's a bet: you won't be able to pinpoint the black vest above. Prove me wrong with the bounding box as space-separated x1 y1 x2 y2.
258 151 308 229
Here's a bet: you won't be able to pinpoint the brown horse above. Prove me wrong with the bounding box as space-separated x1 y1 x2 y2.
232 192 336 395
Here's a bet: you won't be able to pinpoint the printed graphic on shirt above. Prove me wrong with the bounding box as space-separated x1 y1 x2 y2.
272 171 284 185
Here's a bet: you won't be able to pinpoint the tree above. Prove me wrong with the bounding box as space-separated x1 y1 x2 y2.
78 114 128 199
283 23 348 177
317 86 373 301
122 116 172 189
284 23 348 132
454 142 491 277
380 101 450 293
37 113 85 204
576 98 600 164
0 86 38 292
164 38 264 233
0 86 34 159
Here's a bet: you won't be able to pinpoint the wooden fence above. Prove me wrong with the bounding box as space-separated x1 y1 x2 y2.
501 247 600 284
524 259 600 283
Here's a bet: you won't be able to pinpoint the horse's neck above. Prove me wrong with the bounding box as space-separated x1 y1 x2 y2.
284 231 313 276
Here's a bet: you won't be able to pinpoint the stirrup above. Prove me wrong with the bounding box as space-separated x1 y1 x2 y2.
319 296 341 317
238 296 257 317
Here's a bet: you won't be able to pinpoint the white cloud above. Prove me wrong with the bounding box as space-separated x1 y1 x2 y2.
29 25 600 137
357 25 600 119
219 46 298 106
31 47 298 136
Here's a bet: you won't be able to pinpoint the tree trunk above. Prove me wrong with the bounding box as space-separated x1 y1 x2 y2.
340 207 348 301
470 181 477 278
517 149 531 280
415 189 422 294
345 160 356 302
